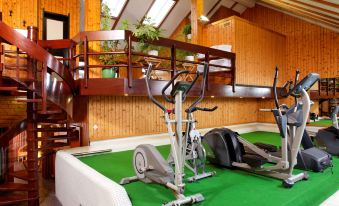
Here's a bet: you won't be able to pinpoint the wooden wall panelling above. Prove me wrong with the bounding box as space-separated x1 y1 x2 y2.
242 5 339 122
0 96 26 128
84 0 101 78
89 96 258 140
39 0 80 38
203 16 286 86
241 5 338 80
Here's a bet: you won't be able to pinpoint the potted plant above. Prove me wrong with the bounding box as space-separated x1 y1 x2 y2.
182 24 192 40
100 3 118 78
133 17 163 56
177 49 195 62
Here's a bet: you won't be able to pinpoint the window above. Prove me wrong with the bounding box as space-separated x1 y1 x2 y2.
102 0 127 18
144 0 176 27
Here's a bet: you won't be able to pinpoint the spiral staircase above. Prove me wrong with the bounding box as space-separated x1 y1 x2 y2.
0 20 80 205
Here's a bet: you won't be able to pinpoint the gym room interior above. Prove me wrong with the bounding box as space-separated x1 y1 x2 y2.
0 0 338 205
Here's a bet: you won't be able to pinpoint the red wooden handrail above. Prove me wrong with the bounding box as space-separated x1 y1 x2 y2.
0 21 75 91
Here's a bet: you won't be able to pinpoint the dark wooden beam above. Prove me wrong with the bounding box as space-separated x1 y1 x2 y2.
78 78 283 99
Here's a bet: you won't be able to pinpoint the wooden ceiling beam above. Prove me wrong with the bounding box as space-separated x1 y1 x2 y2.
260 0 339 28
279 0 339 22
232 0 256 8
191 0 204 44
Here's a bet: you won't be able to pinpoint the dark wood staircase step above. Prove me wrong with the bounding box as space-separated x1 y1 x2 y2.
38 142 70 151
8 170 36 181
0 86 18 91
0 183 32 192
37 135 76 141
0 194 37 205
37 110 63 115
34 127 73 132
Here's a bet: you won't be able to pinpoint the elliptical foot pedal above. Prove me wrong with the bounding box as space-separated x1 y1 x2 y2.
254 143 278 152
242 154 267 168
162 193 204 206
187 171 216 182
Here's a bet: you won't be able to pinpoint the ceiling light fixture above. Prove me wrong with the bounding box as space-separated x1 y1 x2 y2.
199 15 210 23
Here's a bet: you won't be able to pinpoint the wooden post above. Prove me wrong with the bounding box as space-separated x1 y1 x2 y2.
84 36 89 88
191 0 204 44
26 26 39 206
171 45 176 78
127 33 132 88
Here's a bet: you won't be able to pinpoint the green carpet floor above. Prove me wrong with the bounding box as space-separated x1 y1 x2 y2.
79 131 339 206
307 119 337 127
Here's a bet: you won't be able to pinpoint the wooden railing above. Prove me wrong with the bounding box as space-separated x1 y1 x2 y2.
38 30 236 92
0 22 75 117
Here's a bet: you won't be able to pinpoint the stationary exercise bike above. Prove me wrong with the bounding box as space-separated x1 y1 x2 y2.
203 67 319 188
315 106 339 156
120 63 213 205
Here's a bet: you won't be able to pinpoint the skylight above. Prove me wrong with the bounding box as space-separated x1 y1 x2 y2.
102 0 127 18
144 0 176 27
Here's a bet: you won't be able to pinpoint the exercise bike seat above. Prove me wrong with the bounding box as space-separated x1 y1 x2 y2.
170 81 192 97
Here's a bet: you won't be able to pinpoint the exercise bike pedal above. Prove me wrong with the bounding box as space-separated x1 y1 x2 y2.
254 143 278 152
242 154 267 168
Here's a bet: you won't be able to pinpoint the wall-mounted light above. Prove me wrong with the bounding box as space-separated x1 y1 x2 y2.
9 10 13 17
23 20 26 27
199 15 210 23
211 96 215 98
93 124 98 130
262 96 266 99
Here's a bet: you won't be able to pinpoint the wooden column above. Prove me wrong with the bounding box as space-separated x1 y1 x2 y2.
26 26 39 206
191 0 204 44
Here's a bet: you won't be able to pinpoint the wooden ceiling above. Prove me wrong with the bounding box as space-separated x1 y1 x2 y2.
257 0 339 32
112 0 338 36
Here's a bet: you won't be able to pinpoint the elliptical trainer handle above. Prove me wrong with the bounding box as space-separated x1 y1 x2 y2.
145 64 167 112
186 63 209 113
182 71 200 101
161 70 190 103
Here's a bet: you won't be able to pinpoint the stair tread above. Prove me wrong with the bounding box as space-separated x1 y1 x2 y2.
0 182 32 191
39 142 70 151
34 127 73 132
37 135 76 141
0 194 37 205
8 170 33 181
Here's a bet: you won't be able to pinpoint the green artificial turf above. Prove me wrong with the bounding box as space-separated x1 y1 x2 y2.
307 119 337 127
79 131 339 206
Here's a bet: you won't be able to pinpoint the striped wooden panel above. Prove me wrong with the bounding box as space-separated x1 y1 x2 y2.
202 16 287 86
39 0 80 38
89 96 258 140
242 5 339 122
84 0 101 78
242 5 338 80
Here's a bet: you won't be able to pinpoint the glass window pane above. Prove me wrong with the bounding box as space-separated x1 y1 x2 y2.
144 0 175 27
102 0 127 18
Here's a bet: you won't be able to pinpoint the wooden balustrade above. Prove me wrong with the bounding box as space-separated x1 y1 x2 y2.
38 30 236 92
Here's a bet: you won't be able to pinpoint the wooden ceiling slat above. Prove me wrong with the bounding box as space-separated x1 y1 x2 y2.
313 0 339 9
279 0 339 21
289 0 339 16
260 0 339 28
